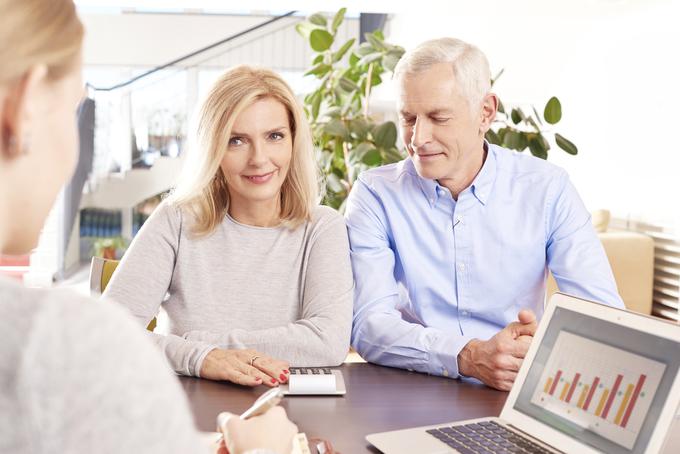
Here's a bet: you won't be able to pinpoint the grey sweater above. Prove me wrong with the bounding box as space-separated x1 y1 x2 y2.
0 277 204 454
103 202 354 377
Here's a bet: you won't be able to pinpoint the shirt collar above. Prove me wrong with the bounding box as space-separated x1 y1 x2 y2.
409 140 497 207
470 141 497 206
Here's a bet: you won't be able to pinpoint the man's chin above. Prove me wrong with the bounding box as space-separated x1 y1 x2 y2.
413 162 443 181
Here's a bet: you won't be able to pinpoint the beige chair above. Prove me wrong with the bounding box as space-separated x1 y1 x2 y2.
90 256 157 331
547 230 655 315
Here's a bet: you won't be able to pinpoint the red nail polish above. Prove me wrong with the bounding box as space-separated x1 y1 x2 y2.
280 374 286 381
283 369 290 374
271 378 277 384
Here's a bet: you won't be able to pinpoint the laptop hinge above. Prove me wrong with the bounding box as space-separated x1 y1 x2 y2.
506 423 565 454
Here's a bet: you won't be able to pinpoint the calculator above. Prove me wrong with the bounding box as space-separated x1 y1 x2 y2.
280 367 347 396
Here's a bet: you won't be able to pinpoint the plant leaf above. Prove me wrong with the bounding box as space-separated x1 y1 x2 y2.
528 134 550 159
349 52 360 67
358 52 382 67
555 133 578 155
362 149 382 166
295 22 319 39
308 13 327 27
349 118 371 140
333 38 355 63
532 105 543 126
331 7 346 32
485 129 501 145
543 96 562 124
323 119 348 139
383 147 405 163
503 129 522 150
372 121 398 149
310 29 334 52
349 142 374 164
356 42 375 56
491 68 504 87
322 106 342 119
304 63 331 77
311 91 322 120
511 108 524 125
383 52 402 72
365 32 386 51
338 76 360 92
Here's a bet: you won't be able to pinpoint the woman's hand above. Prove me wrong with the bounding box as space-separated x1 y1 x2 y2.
224 406 298 454
200 348 290 387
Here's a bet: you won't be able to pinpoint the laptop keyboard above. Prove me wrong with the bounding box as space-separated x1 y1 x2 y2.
426 421 553 454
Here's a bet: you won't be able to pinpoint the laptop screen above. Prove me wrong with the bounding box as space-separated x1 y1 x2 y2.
513 307 680 454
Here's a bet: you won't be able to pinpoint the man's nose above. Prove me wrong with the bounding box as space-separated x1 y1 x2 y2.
411 117 432 149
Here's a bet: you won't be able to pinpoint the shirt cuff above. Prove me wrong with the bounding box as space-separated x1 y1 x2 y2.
428 333 475 378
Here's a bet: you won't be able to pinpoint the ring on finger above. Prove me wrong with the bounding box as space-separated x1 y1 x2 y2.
249 355 261 367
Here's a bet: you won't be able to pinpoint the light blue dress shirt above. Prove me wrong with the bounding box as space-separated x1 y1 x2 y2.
345 143 624 379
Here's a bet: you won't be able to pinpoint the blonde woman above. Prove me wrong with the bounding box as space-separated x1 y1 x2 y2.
0 1 298 452
103 66 354 386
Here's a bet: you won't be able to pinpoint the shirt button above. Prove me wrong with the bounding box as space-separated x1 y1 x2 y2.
461 310 469 317
442 368 449 377
458 263 465 271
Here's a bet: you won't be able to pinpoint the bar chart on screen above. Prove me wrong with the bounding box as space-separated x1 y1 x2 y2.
530 331 666 449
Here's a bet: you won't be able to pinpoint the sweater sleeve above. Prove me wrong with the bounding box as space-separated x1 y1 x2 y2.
102 201 217 377
18 291 207 454
184 211 354 367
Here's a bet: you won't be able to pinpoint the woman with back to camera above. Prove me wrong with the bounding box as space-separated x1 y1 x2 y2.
0 1 297 452
103 65 354 387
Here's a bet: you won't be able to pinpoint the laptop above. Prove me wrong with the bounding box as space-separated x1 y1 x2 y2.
367 293 680 454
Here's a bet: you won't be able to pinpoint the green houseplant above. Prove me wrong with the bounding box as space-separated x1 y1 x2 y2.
296 8 406 209
297 9 578 209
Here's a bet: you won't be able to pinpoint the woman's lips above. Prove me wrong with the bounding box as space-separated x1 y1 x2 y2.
243 170 276 184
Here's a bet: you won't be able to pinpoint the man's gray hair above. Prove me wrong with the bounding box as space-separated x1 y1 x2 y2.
394 37 491 111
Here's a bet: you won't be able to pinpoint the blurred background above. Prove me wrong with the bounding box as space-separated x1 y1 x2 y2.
2 0 678 321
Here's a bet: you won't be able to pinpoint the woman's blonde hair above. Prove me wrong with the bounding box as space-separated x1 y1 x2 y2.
0 0 84 84
170 65 319 236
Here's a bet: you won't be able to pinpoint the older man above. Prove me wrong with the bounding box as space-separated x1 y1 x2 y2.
345 37 623 391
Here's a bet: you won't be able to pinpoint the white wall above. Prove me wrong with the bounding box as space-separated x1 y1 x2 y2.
386 0 680 227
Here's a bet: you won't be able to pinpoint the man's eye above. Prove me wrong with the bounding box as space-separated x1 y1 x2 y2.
401 117 416 125
433 117 450 123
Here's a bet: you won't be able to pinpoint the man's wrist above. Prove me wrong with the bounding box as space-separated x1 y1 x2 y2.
457 339 480 378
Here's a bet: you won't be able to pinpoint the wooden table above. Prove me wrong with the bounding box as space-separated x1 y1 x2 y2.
179 362 507 453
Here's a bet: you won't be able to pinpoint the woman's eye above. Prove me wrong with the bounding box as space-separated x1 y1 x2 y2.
269 131 284 140
229 137 244 146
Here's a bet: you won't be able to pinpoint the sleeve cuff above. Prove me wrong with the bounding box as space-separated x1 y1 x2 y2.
428 333 475 378
193 344 218 378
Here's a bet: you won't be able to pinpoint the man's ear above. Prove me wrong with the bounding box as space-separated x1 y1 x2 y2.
1 64 48 158
478 92 499 136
